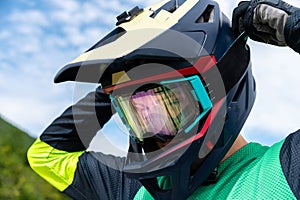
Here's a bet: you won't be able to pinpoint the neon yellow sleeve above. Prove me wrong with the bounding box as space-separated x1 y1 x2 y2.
27 138 84 191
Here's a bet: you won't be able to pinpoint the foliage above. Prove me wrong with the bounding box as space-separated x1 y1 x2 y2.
0 117 70 200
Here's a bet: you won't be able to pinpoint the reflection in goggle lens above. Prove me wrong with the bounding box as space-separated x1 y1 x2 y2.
111 75 212 152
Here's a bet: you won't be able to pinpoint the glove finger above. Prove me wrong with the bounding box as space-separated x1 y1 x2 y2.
233 1 250 18
232 1 251 35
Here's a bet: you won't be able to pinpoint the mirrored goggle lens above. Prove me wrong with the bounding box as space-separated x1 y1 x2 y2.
111 75 213 144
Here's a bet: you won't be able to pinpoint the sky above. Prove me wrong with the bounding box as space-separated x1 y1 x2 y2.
1 0 300 151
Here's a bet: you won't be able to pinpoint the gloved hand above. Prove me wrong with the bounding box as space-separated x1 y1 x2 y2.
72 86 114 149
232 0 299 46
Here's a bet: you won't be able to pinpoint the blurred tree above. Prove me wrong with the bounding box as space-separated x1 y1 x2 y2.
0 117 70 200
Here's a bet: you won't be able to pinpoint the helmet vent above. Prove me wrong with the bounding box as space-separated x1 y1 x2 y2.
85 27 126 52
195 5 214 23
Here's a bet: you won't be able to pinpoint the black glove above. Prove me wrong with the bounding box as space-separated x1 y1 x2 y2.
232 0 299 46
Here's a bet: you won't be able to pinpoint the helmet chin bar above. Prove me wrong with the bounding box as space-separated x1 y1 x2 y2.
129 141 204 200
126 122 230 200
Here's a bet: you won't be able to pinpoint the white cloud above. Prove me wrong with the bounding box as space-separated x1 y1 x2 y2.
48 0 80 14
0 0 135 138
8 9 49 27
94 0 132 13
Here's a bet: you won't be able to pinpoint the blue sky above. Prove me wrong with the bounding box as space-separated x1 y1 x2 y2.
1 0 300 150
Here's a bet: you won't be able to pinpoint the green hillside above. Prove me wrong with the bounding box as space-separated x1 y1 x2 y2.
0 117 70 200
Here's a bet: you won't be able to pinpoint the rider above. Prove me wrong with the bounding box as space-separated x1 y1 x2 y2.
27 0 300 199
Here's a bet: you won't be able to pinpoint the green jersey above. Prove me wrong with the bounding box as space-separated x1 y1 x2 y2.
135 140 296 199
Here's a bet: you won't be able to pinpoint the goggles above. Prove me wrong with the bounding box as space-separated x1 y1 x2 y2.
110 75 212 151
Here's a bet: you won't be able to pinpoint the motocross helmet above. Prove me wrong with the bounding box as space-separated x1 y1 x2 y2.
54 0 256 199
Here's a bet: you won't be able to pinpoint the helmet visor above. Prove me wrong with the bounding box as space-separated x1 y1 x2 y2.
110 75 212 149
